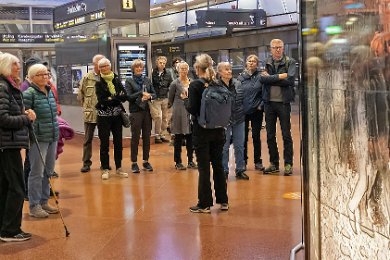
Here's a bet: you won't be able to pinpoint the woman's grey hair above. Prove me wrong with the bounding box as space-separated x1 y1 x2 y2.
98 58 111 68
177 61 189 71
217 62 232 72
0 53 19 77
131 59 145 70
27 64 48 80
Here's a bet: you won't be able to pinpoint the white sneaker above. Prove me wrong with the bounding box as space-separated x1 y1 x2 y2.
101 169 110 180
116 168 128 178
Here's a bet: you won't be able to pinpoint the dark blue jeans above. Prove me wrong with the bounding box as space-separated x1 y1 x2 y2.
264 102 293 166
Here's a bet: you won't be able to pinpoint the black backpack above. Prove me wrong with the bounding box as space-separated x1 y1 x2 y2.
198 79 232 129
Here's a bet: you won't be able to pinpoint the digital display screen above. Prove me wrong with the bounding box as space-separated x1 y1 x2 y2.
117 44 147 85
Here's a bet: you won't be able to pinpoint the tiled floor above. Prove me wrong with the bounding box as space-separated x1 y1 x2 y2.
0 113 304 260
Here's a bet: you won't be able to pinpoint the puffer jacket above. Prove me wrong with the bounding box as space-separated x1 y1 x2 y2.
0 76 30 149
151 68 173 99
219 78 244 126
77 71 99 123
23 83 59 143
263 55 296 103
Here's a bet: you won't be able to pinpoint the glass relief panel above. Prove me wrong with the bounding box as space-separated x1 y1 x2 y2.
302 0 390 259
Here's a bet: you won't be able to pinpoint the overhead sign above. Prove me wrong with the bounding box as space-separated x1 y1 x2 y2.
0 33 89 44
196 9 267 28
53 0 105 30
121 0 136 12
54 10 105 30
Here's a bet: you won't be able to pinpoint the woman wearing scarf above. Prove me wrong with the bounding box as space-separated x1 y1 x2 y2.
95 58 128 180
125 59 156 174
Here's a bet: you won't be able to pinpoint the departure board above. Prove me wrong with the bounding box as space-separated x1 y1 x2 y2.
117 44 148 85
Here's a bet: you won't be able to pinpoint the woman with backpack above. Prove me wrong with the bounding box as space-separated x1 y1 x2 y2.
184 54 229 213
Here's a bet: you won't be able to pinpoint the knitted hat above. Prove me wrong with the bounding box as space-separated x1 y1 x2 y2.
25 56 48 71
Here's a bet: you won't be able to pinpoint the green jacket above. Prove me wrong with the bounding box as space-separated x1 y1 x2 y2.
23 84 59 143
77 71 99 123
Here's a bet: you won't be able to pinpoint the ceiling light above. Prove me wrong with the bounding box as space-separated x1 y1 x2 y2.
150 6 162 11
173 0 194 6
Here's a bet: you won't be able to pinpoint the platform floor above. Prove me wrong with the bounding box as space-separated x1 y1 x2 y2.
0 113 304 260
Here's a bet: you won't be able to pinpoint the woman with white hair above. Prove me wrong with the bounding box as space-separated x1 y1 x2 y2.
95 58 128 180
23 63 59 218
0 53 36 241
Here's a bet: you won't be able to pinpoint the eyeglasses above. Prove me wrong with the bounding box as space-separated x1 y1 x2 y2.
247 60 258 63
35 73 51 77
271 46 283 50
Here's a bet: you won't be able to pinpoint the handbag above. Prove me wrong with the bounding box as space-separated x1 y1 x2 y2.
120 111 131 128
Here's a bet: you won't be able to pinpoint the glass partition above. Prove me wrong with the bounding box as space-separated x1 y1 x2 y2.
302 0 390 259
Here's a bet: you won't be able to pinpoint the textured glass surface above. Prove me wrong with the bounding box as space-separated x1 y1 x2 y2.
302 0 390 259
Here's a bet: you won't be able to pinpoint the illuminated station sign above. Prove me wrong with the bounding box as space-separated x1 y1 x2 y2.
196 9 267 28
53 0 105 30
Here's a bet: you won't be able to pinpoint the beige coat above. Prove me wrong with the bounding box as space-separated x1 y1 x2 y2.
77 71 99 123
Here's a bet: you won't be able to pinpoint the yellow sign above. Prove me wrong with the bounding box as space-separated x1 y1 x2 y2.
122 0 136 12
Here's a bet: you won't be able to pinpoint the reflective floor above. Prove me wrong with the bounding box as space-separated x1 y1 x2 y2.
1 112 304 260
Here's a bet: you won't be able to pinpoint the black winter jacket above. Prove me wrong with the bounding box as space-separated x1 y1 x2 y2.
125 76 156 113
95 73 128 114
219 78 244 126
0 76 30 149
151 68 173 99
263 55 296 103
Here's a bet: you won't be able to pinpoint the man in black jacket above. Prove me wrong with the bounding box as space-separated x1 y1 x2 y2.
150 56 173 143
262 39 296 176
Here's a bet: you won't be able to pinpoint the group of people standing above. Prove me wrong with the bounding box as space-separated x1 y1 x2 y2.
77 39 296 213
184 39 296 213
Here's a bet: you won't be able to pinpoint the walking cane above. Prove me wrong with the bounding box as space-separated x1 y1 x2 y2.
29 126 70 237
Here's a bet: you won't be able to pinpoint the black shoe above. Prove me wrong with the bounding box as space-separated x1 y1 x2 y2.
52 171 59 178
155 138 163 144
132 163 140 173
161 137 170 143
187 162 198 169
220 203 229 211
80 165 90 173
0 232 32 242
143 162 153 171
175 163 186 170
264 164 279 174
189 204 211 213
236 171 249 180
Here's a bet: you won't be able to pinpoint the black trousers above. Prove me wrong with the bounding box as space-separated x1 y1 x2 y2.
174 133 193 164
97 115 123 170
244 109 264 165
192 123 228 207
264 102 293 166
0 149 25 236
130 110 152 162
